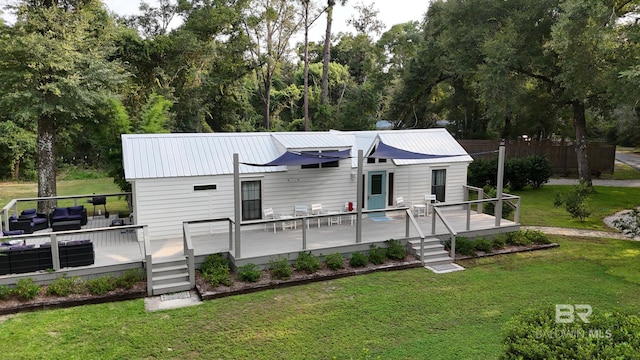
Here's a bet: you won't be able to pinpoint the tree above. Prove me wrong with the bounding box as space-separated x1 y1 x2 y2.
244 0 302 129
0 121 36 180
0 0 126 212
321 0 347 106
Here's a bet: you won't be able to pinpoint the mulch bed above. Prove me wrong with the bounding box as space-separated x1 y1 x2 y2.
455 243 560 261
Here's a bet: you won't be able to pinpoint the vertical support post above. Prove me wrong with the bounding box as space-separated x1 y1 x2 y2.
466 203 471 230
478 188 484 214
302 219 307 250
431 211 436 235
515 197 521 224
233 153 242 258
405 211 410 238
356 150 363 244
51 233 60 271
450 235 456 259
73 198 78 206
228 220 233 251
495 140 505 226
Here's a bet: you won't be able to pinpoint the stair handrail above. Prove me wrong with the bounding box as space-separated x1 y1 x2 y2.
431 206 458 259
404 209 427 265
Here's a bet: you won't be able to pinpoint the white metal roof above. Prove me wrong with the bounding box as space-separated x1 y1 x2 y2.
122 129 472 180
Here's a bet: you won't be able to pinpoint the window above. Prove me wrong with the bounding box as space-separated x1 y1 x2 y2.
301 151 340 169
194 184 217 191
241 181 261 221
367 158 376 164
431 169 446 202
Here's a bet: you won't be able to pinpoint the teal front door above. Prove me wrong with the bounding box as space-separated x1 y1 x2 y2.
367 171 386 216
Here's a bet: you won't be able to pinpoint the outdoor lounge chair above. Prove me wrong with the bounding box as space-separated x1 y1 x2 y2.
294 204 309 228
310 203 323 228
263 208 277 232
425 194 439 215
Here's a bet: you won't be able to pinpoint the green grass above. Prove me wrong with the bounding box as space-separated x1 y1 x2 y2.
0 177 129 214
0 235 638 359
600 162 640 180
513 185 640 230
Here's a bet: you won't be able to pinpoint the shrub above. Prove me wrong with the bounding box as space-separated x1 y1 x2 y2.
505 231 532 246
237 263 262 282
553 181 593 222
500 307 640 359
88 276 116 295
269 256 293 280
505 157 530 191
295 252 321 273
325 253 345 270
524 229 551 244
14 278 40 301
46 276 86 297
0 285 12 300
468 158 498 187
368 245 387 265
200 253 229 273
201 253 232 286
115 269 145 289
527 155 552 189
447 236 476 257
349 252 368 267
492 234 507 249
385 239 407 260
473 238 493 253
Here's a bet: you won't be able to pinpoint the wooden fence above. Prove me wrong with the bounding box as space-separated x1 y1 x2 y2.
458 140 615 176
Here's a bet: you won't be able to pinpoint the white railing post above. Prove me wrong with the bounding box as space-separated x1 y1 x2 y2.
51 233 60 271
466 203 471 230
450 235 456 259
478 188 484 213
302 218 307 250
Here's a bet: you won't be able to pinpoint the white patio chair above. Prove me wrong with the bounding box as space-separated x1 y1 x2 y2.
294 204 309 228
310 203 323 228
396 197 408 208
263 208 277 233
425 194 439 215
327 209 341 226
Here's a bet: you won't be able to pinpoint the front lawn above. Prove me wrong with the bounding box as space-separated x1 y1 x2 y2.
513 185 640 230
1 235 639 359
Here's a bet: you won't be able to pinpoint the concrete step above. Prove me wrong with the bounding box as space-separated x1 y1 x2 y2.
419 250 451 262
422 256 454 267
152 281 191 296
411 243 445 252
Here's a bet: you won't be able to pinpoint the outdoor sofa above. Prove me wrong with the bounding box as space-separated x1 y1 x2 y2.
8 209 49 234
0 240 95 275
49 205 88 227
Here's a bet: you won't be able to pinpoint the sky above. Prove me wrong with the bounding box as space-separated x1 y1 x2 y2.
2 0 431 41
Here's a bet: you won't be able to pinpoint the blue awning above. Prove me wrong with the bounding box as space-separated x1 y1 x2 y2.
242 149 351 166
369 142 467 159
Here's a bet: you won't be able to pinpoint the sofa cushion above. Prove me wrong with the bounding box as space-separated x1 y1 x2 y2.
22 208 37 215
9 214 17 222
52 207 69 219
8 244 35 251
32 217 47 225
68 206 85 215
2 230 24 237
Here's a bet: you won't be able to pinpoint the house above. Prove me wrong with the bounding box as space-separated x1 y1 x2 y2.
122 129 474 242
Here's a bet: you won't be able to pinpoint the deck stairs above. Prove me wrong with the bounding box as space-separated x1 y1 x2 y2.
150 256 192 295
408 237 453 267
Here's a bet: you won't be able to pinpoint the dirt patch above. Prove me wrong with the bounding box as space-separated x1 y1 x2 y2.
454 243 560 261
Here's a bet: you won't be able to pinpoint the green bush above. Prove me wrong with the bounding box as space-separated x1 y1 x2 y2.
115 269 145 290
269 256 293 280
201 253 232 286
527 155 552 189
0 285 11 300
237 263 262 282
473 238 494 253
505 157 530 191
46 276 86 297
468 158 498 187
325 253 345 270
349 252 368 267
295 252 321 273
505 231 532 246
14 278 40 301
500 307 640 360
385 239 407 260
87 276 116 295
524 229 551 244
554 181 593 222
447 237 476 257
492 234 507 249
200 253 230 273
368 245 387 265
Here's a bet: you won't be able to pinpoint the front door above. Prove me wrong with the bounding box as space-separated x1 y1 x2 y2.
367 171 386 215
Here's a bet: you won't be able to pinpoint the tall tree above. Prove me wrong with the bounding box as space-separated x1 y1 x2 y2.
244 0 302 129
0 0 126 211
321 0 346 106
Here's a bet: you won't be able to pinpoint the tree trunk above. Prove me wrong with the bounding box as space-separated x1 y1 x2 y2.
321 0 335 106
262 75 271 130
37 113 57 213
572 101 592 186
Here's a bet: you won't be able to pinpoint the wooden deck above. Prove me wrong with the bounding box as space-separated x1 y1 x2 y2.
1 208 518 283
